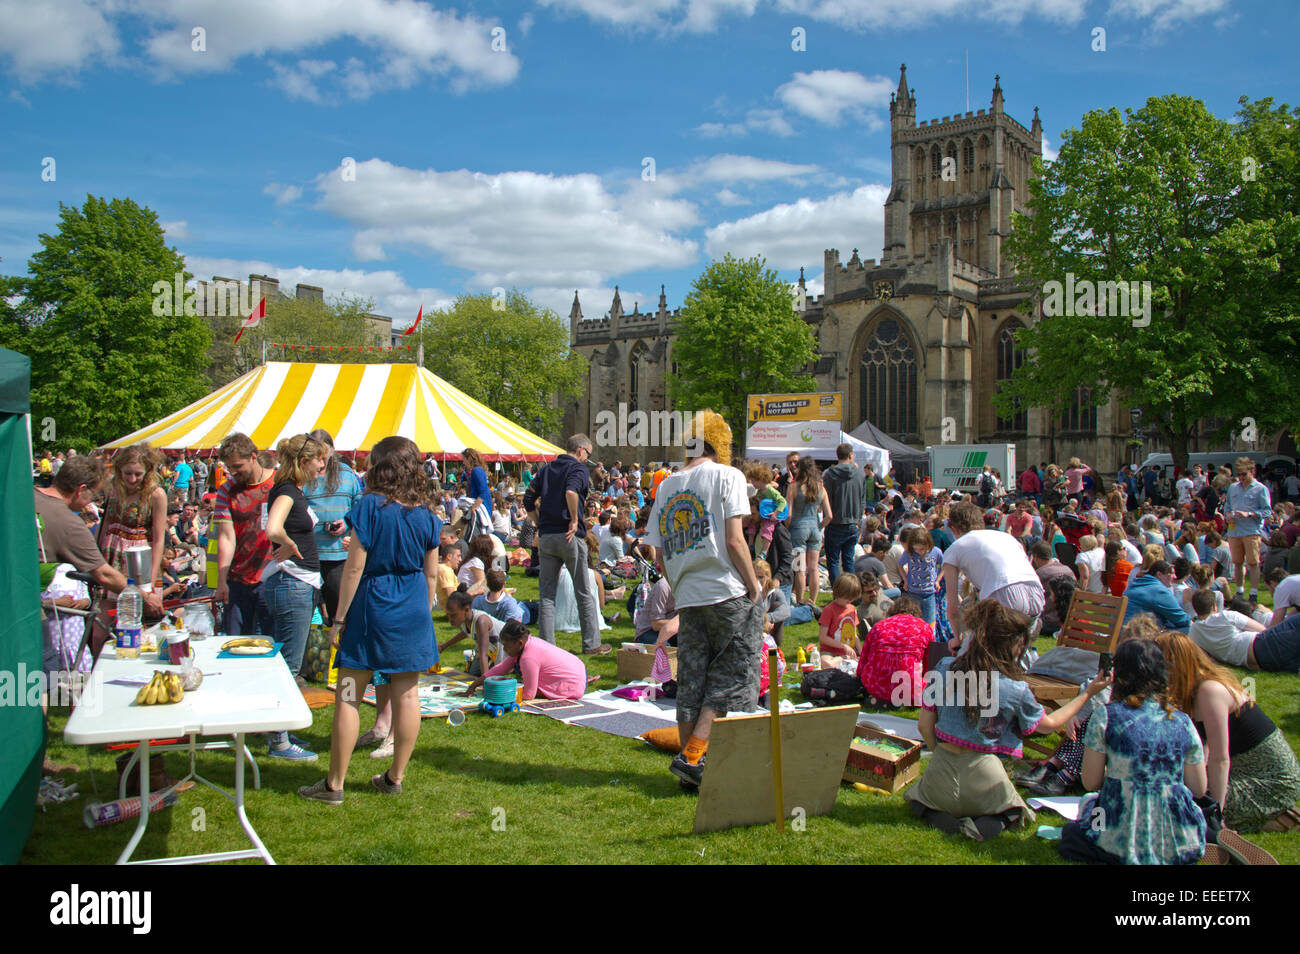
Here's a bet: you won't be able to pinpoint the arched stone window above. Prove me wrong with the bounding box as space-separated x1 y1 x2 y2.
1060 386 1097 433
860 318 919 440
996 321 1026 433
931 145 942 175
628 341 648 413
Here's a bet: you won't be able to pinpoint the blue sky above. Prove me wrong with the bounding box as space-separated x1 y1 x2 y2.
2 0 1295 330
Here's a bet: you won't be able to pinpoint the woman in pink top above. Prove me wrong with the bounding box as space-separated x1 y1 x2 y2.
1064 456 1089 504
467 621 588 701
857 596 935 707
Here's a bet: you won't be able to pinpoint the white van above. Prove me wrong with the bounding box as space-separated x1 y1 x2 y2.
1136 451 1281 479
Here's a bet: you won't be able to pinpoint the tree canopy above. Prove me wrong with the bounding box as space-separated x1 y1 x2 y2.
667 254 817 450
0 195 211 451
205 291 387 389
998 95 1300 470
416 289 585 438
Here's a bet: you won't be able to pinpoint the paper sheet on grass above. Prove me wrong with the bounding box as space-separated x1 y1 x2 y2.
1026 795 1084 820
521 681 758 738
856 711 923 742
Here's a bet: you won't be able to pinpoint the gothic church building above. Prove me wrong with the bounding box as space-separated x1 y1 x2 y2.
564 67 1131 475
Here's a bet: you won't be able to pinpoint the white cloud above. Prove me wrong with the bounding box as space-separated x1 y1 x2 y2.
715 189 749 205
162 220 192 241
0 0 120 82
315 159 700 289
542 0 1092 31
704 184 889 271
776 70 893 127
264 182 304 206
517 12 536 35
181 254 457 322
8 89 30 107
1041 134 1059 163
1107 0 1231 32
695 108 795 138
0 0 520 96
688 154 819 184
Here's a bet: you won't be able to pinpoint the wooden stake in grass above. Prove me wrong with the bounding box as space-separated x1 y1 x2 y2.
769 649 784 832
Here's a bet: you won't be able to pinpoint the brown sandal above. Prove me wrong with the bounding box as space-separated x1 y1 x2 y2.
1261 807 1300 833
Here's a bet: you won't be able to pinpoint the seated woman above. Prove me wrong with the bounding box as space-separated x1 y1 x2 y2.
856 595 932 708
907 600 1110 841
467 620 588 701
1019 613 1161 797
1157 630 1300 834
1057 638 1208 865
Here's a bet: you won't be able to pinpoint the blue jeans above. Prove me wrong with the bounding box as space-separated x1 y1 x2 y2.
223 577 272 637
823 524 857 584
260 571 317 676
910 592 936 625
1252 613 1300 672
780 584 815 625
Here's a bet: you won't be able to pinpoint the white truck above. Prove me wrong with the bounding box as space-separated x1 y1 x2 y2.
927 444 1018 495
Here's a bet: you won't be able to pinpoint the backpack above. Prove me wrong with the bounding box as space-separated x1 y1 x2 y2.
799 667 863 703
979 472 994 496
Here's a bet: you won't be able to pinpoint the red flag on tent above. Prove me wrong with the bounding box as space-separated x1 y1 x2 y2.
232 297 266 344
403 304 423 337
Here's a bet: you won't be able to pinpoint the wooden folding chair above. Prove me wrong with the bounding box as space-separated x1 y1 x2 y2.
1022 589 1127 759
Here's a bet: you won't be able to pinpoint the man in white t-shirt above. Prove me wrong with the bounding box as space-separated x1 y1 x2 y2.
940 502 1045 649
645 411 762 791
1265 569 1300 628
1188 589 1265 667
1175 473 1194 506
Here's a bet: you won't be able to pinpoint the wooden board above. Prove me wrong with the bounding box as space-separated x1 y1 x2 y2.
693 705 860 834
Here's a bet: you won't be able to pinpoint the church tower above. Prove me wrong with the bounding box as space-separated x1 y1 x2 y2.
883 64 915 260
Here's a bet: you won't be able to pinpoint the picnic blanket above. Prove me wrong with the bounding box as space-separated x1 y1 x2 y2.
521 683 766 739
361 668 482 718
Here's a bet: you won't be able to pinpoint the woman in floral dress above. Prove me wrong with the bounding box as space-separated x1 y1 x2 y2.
97 443 168 592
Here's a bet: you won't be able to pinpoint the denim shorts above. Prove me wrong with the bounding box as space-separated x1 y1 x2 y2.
789 520 823 553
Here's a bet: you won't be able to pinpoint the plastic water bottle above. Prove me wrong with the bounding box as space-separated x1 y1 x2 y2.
116 578 144 658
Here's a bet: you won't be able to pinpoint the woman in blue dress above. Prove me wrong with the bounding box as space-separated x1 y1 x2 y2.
1058 639 1208 864
300 436 442 803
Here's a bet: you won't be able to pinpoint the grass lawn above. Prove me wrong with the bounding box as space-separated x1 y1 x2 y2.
23 569 1300 864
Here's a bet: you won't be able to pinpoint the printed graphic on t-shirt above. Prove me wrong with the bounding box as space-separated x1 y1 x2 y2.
657 489 712 559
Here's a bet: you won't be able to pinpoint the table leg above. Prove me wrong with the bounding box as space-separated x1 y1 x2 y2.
115 740 151 865
243 742 262 790
232 732 275 865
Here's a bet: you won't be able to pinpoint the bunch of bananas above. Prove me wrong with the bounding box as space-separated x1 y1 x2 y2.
135 670 185 706
221 637 273 655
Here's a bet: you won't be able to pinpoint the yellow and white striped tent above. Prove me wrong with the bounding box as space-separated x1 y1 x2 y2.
101 361 563 461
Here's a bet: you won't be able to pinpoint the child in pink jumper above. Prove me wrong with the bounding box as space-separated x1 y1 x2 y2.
468 621 588 701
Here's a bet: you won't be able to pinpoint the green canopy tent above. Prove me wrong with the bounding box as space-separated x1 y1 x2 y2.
0 348 42 863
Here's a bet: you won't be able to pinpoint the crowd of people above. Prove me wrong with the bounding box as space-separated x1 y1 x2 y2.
33 430 1300 862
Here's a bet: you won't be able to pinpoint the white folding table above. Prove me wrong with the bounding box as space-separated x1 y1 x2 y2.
64 637 313 865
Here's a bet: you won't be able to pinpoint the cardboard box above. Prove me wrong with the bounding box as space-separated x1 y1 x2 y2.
842 724 922 793
617 645 677 682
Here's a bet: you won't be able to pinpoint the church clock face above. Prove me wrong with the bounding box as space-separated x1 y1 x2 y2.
873 280 895 301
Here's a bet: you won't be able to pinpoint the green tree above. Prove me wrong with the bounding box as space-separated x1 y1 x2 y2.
998 95 1300 471
0 196 212 450
667 254 816 449
417 290 585 438
206 292 386 388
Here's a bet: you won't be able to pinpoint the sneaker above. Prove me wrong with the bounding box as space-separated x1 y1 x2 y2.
370 771 402 795
268 741 318 762
356 727 386 748
298 778 343 805
1014 762 1055 786
370 737 394 759
670 753 705 789
1217 829 1278 865
586 644 613 656
1025 770 1073 797
287 734 312 749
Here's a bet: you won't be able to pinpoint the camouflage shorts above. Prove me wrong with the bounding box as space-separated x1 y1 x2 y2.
675 594 764 725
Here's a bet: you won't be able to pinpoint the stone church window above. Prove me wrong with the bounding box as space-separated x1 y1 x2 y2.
1060 386 1097 433
962 139 974 169
860 318 918 440
931 145 942 175
996 321 1026 433
628 341 648 413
